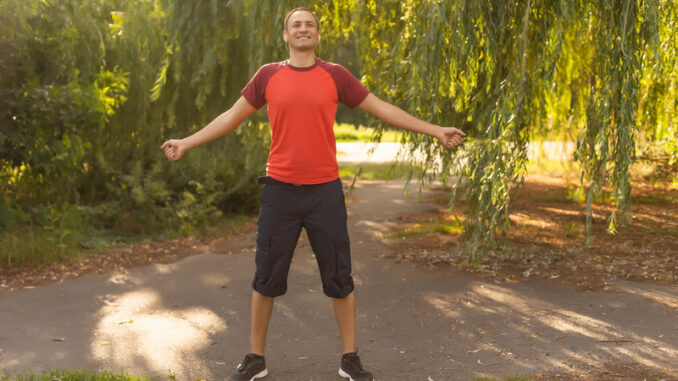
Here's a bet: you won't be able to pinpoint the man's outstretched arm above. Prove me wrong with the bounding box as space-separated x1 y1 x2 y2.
357 93 465 148
161 96 257 161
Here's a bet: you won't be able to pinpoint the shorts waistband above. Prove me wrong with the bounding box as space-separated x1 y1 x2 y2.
257 176 339 187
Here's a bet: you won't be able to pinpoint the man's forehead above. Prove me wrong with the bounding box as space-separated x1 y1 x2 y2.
288 10 316 24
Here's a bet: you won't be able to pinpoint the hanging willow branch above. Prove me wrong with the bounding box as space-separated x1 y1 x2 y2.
344 0 667 265
350 1 563 265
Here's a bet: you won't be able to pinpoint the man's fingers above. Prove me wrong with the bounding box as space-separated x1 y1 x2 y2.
445 135 463 148
438 128 466 149
161 143 177 160
162 140 183 160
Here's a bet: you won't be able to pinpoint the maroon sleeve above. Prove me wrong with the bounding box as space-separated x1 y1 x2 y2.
320 62 370 109
241 63 284 109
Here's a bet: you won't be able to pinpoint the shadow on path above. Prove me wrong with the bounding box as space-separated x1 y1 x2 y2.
0 180 676 380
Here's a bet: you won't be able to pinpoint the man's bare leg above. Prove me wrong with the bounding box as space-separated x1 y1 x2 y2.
251 290 274 356
333 290 356 354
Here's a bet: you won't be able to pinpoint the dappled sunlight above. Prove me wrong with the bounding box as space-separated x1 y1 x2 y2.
199 273 231 287
460 283 678 373
91 289 227 376
152 263 178 275
108 273 131 285
537 206 582 217
384 181 409 190
611 281 678 309
355 219 395 234
534 310 610 341
629 209 678 225
422 292 461 319
472 284 546 312
511 212 556 229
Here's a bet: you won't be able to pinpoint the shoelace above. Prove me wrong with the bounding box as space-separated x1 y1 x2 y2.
237 360 253 372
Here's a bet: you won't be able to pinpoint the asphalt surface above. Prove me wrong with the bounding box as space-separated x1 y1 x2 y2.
1 180 677 380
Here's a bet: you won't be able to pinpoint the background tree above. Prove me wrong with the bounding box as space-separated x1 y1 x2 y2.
346 0 676 263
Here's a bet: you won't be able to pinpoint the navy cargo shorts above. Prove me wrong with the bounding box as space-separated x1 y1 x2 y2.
252 176 355 298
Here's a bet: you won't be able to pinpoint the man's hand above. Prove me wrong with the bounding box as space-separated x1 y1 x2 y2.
161 139 188 161
437 127 466 149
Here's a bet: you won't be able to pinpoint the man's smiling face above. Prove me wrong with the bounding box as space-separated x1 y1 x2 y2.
283 10 319 52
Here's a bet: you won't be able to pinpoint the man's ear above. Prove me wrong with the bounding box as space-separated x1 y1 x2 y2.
283 32 288 42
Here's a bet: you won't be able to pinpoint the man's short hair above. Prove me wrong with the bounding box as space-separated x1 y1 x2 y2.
284 7 319 31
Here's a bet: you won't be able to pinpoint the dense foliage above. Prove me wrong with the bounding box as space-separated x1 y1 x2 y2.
346 0 677 260
1 0 676 268
0 0 271 267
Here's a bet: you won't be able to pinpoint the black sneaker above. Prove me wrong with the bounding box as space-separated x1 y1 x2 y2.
338 351 373 381
229 353 268 381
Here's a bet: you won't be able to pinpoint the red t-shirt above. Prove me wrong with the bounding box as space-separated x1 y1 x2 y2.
241 58 369 184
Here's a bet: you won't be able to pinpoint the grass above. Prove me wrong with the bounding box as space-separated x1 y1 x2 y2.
0 212 253 273
631 193 678 205
563 222 584 238
334 123 403 142
0 369 164 381
195 213 254 239
384 216 465 239
339 162 416 181
0 226 84 270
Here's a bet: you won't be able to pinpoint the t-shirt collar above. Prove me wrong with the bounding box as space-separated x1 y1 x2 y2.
286 58 320 72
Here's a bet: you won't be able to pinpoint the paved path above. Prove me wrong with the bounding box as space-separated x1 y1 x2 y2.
1 180 677 380
335 141 575 163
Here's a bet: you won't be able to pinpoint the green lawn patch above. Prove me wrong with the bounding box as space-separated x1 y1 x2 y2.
334 123 403 143
339 162 416 181
0 369 167 381
384 216 464 238
0 211 252 273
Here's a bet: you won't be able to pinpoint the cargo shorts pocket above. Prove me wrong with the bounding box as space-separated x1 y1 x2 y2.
334 237 351 278
254 232 272 280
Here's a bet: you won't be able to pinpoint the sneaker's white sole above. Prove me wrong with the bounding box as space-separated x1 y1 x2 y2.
249 368 268 381
338 368 354 381
340 368 374 381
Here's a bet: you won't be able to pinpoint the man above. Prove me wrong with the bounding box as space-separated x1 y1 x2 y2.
161 7 465 381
